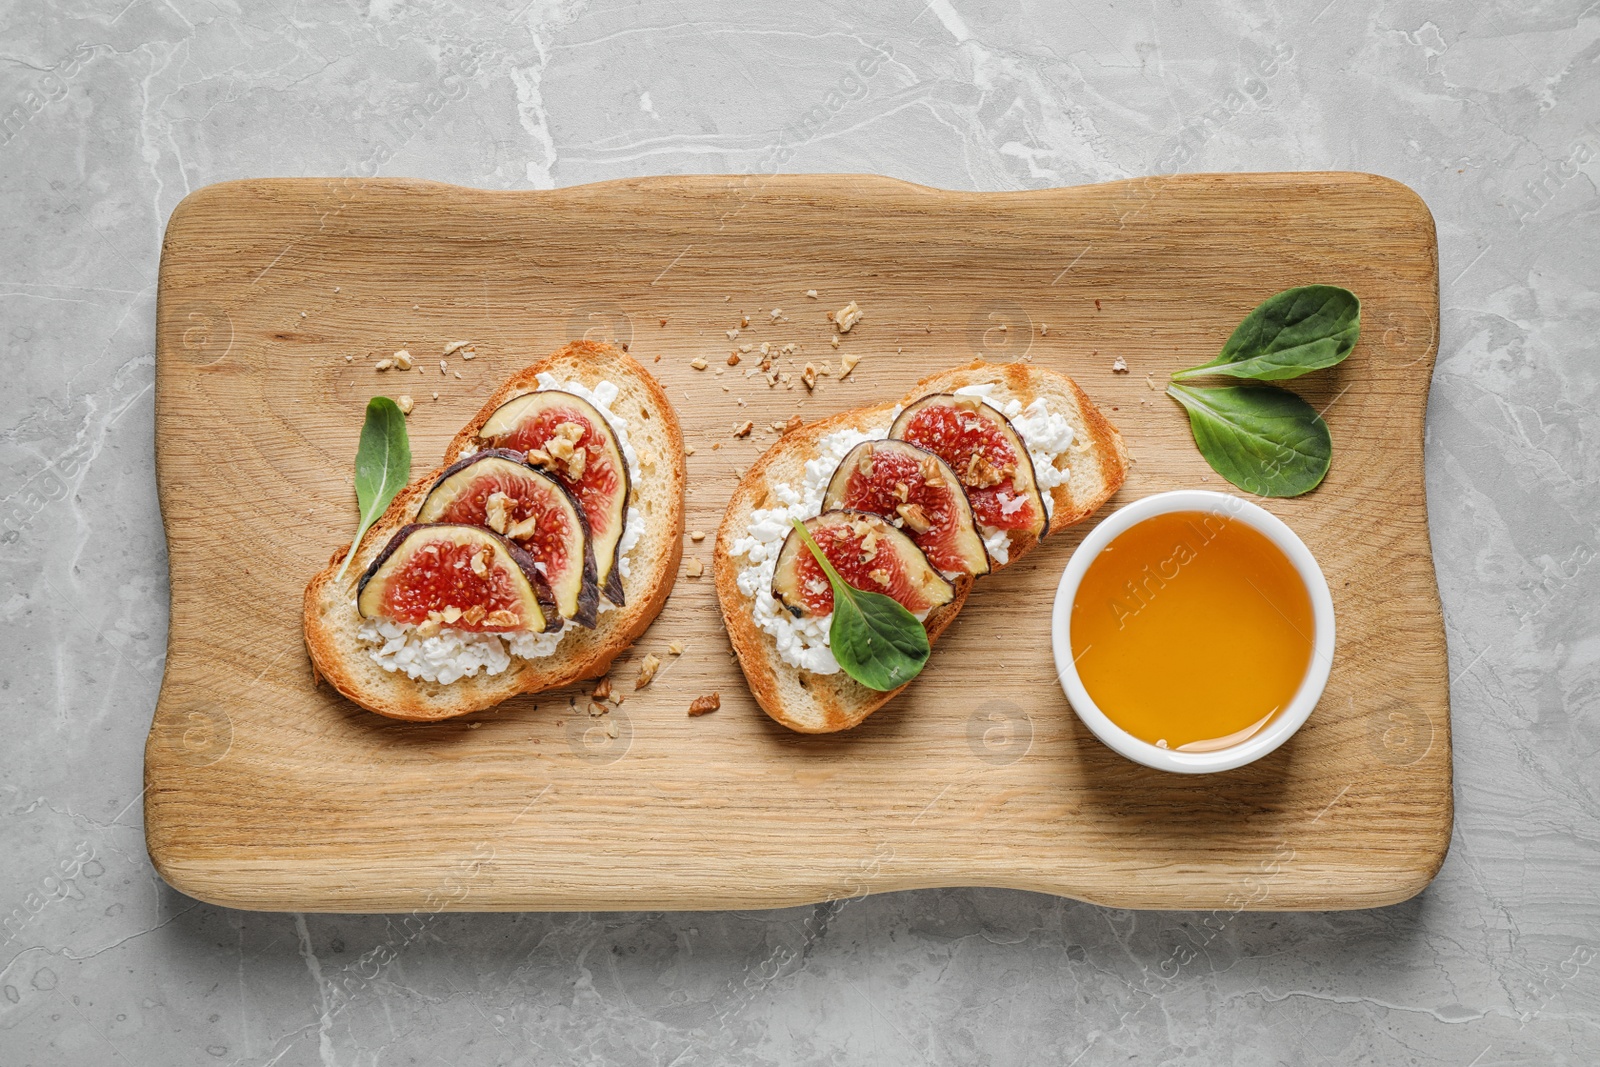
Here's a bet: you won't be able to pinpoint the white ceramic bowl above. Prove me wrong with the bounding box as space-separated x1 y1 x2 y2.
1051 490 1335 774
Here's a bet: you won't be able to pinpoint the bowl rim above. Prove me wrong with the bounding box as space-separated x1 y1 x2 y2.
1050 489 1336 774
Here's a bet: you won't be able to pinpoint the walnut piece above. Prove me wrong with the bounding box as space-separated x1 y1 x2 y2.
635 653 662 689
483 609 520 628
897 502 932 534
394 350 414 370
483 491 514 535
688 693 721 717
685 558 704 578
542 423 588 480
834 301 862 333
397 395 414 415
963 451 1010 489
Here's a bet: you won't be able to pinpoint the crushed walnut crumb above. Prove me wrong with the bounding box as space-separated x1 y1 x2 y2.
634 653 661 689
374 359 395 372
839 352 861 379
1111 356 1129 373
690 357 708 370
805 289 819 299
685 558 704 577
688 693 721 717
394 350 414 370
668 640 686 655
397 395 414 415
592 677 612 700
727 352 741 366
484 491 514 534
733 420 753 438
834 301 862 333
443 340 471 356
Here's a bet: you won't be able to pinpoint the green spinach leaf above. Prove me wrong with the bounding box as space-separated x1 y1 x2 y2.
1166 383 1331 498
334 396 412 583
1172 285 1360 382
790 519 930 692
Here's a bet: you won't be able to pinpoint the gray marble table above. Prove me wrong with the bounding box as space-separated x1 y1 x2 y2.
2 1 1596 1064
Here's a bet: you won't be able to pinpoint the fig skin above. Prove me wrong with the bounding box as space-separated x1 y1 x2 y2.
415 449 600 628
771 508 955 618
356 523 560 633
477 389 632 607
820 438 990 579
889 392 1048 543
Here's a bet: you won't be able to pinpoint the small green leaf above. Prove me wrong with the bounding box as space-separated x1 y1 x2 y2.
790 519 930 692
1166 383 1331 498
1172 285 1360 382
334 396 412 584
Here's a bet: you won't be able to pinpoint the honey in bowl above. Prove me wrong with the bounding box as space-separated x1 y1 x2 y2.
1069 510 1315 752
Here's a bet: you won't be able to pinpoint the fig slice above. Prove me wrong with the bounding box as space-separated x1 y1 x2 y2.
357 523 557 634
771 509 955 618
415 449 599 628
821 439 990 579
889 393 1048 541
477 389 632 606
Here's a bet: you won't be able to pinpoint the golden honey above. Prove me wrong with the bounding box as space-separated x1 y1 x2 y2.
1070 510 1315 751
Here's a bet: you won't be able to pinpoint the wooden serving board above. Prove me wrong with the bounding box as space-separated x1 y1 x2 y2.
146 173 1448 912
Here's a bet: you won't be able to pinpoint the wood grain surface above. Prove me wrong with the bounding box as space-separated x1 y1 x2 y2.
145 172 1448 912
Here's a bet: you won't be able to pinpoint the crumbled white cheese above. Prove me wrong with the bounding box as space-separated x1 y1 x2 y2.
357 616 572 682
731 390 1076 673
982 527 1011 566
357 375 648 672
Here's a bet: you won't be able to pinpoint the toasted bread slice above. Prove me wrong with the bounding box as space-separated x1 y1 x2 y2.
714 360 1128 734
305 342 685 721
